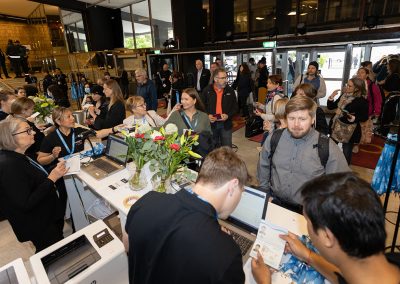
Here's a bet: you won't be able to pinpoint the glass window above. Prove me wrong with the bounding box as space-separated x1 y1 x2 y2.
350 47 365 77
250 0 277 33
61 10 86 52
234 0 247 34
370 44 400 65
150 0 173 48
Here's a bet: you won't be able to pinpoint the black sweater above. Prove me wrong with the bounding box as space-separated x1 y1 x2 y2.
94 100 125 130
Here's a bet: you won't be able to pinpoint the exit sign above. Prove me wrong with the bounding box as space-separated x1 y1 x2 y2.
262 41 276 48
154 50 161 54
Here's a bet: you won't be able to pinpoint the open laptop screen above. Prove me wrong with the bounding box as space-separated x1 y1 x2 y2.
105 135 129 164
228 187 266 232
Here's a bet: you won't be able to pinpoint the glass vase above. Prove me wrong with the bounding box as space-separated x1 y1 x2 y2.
129 168 147 191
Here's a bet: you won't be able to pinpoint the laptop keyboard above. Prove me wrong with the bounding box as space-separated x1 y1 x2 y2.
230 231 253 256
92 159 119 173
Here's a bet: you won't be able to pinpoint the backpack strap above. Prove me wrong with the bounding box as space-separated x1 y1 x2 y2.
179 110 192 130
268 128 285 186
317 133 330 168
367 79 374 113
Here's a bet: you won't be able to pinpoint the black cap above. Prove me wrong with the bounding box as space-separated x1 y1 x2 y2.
92 85 104 96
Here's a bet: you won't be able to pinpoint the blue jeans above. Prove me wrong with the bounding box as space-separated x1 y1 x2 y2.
212 126 232 148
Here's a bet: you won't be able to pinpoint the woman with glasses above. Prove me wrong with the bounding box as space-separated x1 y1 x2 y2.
0 117 68 251
89 79 125 130
124 96 166 127
327 77 369 164
10 97 45 160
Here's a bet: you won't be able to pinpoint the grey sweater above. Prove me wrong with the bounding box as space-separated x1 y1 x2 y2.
257 128 350 205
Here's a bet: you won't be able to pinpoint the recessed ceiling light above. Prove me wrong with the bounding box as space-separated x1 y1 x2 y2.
300 13 308 16
256 17 265 20
288 11 296 16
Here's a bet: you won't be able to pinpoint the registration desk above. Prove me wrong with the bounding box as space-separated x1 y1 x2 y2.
64 163 154 232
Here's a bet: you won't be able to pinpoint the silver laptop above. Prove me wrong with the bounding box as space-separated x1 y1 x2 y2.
219 186 267 262
81 135 129 180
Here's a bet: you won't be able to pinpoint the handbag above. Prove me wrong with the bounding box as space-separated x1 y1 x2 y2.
331 118 357 143
245 115 264 138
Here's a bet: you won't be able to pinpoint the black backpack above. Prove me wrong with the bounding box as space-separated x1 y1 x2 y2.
269 128 330 171
245 115 264 138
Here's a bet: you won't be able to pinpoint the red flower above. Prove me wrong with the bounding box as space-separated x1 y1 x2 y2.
170 143 180 151
135 133 145 139
153 136 165 141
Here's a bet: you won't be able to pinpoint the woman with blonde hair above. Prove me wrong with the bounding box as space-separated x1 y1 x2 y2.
124 96 165 127
89 79 125 130
10 97 45 160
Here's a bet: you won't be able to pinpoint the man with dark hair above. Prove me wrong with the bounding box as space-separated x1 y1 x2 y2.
123 147 249 284
201 67 238 147
252 173 400 284
257 96 349 211
293 61 326 103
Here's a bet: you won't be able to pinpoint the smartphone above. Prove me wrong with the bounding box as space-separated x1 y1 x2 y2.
213 114 222 120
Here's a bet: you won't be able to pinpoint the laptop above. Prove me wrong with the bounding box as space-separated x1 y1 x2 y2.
81 135 129 180
219 186 267 262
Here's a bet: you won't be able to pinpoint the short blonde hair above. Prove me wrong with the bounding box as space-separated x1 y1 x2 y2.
10 97 35 115
52 107 72 128
135 68 147 77
273 98 289 120
0 117 24 151
126 96 145 111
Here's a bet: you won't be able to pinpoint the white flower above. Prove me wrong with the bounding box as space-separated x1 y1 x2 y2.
137 123 152 134
165 123 178 135
150 130 162 139
47 98 54 104
32 97 41 103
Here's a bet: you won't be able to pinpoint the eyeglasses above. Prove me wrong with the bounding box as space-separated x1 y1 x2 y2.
12 127 34 136
136 103 146 108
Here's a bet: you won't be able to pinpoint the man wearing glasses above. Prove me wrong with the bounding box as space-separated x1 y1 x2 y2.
201 67 238 148
135 68 158 111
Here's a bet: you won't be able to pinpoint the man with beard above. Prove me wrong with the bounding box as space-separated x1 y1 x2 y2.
293 61 326 104
257 96 349 212
201 67 238 147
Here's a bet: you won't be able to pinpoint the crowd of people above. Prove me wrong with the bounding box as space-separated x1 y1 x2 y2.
0 54 399 283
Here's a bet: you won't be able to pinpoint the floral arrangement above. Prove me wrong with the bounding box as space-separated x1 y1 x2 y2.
28 95 57 121
122 123 201 192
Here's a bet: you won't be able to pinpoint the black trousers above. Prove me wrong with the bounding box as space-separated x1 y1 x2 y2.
0 59 9 77
31 219 64 252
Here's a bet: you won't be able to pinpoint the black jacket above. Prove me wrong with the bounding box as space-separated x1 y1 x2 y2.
194 69 211 92
0 150 65 243
94 100 125 130
201 84 238 130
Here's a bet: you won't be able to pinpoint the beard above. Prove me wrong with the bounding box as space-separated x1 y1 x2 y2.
288 127 311 139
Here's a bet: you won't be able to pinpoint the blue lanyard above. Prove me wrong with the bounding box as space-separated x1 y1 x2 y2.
56 128 75 159
187 188 218 220
27 156 48 175
134 117 146 125
183 112 197 130
175 91 180 103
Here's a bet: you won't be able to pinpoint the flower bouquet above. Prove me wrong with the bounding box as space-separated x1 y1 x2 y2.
122 124 154 190
148 123 201 193
28 95 57 123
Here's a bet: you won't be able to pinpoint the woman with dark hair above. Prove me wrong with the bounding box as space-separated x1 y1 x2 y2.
0 117 68 251
48 84 70 108
164 88 211 135
232 63 253 117
292 83 329 135
327 77 369 164
89 79 125 130
168 70 185 112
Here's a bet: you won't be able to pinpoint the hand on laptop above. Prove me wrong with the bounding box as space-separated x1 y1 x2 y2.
220 225 231 235
251 252 272 284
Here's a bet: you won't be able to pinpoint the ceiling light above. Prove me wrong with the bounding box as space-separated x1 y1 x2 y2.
256 17 265 20
288 11 296 16
300 13 308 16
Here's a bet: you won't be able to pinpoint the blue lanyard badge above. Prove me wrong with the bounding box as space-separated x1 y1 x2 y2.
183 113 197 130
176 91 180 104
27 156 48 175
56 129 75 159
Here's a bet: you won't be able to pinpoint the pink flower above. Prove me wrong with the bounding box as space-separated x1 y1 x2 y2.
153 136 165 141
170 143 180 151
135 133 145 139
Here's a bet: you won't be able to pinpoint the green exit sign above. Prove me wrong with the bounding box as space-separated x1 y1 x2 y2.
154 50 161 54
262 41 276 48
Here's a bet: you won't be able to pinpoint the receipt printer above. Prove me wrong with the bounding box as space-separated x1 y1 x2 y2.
0 258 31 284
30 220 128 284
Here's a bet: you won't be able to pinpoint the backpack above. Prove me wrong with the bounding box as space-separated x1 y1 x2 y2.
269 128 330 171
